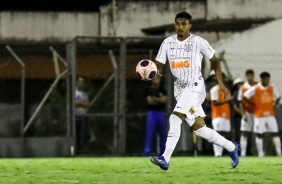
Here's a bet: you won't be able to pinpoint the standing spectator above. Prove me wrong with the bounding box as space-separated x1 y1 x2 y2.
202 71 218 154
238 69 257 156
210 74 233 157
75 77 90 154
244 72 281 157
231 78 244 143
144 77 168 156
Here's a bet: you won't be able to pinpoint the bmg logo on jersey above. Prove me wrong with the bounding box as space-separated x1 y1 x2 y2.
171 60 190 69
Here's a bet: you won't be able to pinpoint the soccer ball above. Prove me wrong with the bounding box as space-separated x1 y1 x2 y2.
136 59 158 81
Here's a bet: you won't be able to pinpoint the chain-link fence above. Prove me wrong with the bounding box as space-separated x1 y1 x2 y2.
0 44 69 138
1 39 282 157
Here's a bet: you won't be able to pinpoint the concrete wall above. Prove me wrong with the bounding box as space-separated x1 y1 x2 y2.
0 137 73 157
0 12 99 42
207 0 282 20
100 1 206 36
210 19 282 93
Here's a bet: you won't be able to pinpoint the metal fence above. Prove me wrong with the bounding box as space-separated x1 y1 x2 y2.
0 43 69 137
69 37 173 155
0 38 282 157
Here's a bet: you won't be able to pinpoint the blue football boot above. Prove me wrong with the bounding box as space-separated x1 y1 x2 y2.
149 156 169 170
229 142 240 168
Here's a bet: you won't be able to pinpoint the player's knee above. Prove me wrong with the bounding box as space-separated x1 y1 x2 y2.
194 125 212 141
191 117 206 131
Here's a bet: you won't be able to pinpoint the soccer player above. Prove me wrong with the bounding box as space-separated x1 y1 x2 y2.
210 74 233 157
244 72 281 157
149 12 239 170
237 69 257 156
144 77 168 156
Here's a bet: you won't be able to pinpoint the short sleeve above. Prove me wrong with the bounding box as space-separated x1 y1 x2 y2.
244 87 256 99
155 40 168 64
210 86 218 101
199 38 216 60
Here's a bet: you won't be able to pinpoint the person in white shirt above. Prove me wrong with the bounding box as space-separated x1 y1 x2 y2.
75 77 89 153
149 12 239 170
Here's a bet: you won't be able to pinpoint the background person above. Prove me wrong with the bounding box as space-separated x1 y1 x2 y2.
210 73 233 157
238 69 257 156
231 78 244 144
75 77 90 154
144 77 168 156
244 71 281 157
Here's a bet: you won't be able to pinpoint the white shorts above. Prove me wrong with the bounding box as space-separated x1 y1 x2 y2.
240 111 254 132
212 117 231 132
253 116 279 134
173 83 206 127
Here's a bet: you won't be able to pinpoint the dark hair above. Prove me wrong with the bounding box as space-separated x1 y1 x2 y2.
260 71 270 78
175 12 192 23
245 69 254 75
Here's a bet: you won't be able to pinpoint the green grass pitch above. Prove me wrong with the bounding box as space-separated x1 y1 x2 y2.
0 157 282 184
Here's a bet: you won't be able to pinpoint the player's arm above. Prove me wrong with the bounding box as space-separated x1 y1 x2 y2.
151 94 168 104
154 39 168 78
242 97 255 105
75 100 89 108
210 85 233 106
154 61 165 78
237 88 247 120
239 102 247 121
243 87 255 106
147 96 158 105
212 97 234 106
233 103 241 114
273 85 281 106
209 55 229 98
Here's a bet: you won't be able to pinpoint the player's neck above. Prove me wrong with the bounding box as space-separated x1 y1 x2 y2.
177 33 190 41
248 80 256 86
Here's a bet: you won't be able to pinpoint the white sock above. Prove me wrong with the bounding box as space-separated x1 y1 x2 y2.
162 114 182 162
240 135 248 156
213 144 223 157
255 137 264 157
273 136 281 156
195 125 235 152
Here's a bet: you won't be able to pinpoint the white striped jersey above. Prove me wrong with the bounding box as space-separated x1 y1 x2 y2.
156 34 215 94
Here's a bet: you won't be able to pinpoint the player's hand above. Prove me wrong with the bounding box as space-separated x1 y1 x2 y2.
154 70 162 78
228 96 234 101
242 114 247 122
218 83 229 99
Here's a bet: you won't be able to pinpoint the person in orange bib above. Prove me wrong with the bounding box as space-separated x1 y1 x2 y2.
237 69 258 156
244 71 281 157
210 74 233 157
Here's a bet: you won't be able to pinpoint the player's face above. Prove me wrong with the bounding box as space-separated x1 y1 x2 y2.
246 73 254 82
77 78 85 89
174 18 191 39
261 77 270 86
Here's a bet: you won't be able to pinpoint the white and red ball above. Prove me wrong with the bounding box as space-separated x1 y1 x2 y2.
136 59 158 81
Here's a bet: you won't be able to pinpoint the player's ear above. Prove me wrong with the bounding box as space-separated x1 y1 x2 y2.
189 24 192 30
